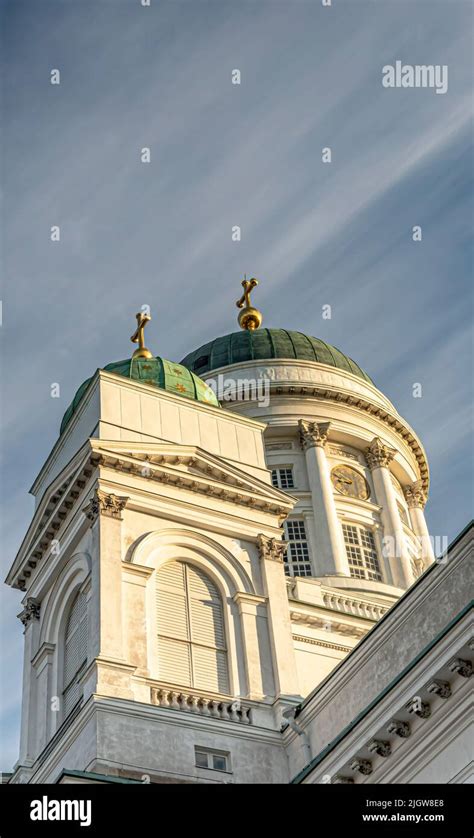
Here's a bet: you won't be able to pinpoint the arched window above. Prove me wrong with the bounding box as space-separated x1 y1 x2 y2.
63 591 88 717
156 562 229 694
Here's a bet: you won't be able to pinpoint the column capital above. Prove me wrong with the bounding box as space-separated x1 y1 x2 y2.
365 437 396 470
257 534 288 563
404 480 427 509
82 489 129 524
298 420 330 450
17 597 40 627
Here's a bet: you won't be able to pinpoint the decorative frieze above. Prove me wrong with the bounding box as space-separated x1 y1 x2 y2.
448 657 472 679
328 445 360 463
386 719 410 738
257 534 288 563
404 480 427 509
82 489 129 523
298 420 330 451
365 437 396 470
17 598 41 627
150 687 252 724
426 679 452 699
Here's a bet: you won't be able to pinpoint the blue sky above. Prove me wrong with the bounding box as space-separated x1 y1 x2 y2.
1 0 472 771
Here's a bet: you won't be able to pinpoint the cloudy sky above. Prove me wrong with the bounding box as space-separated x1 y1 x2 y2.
1 0 472 771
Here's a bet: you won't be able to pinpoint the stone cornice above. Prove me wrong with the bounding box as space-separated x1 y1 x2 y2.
257 534 288 563
404 480 427 509
290 611 367 639
298 420 330 450
200 360 429 494
7 447 95 591
292 635 352 653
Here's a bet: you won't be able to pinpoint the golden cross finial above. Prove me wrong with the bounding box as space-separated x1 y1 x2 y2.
236 277 263 331
131 311 153 359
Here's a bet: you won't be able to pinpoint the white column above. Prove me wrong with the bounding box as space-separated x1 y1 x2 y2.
299 421 349 577
404 481 435 566
257 535 300 699
366 438 414 589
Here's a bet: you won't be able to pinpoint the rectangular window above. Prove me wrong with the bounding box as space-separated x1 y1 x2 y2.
271 467 295 489
284 520 312 577
195 747 230 772
342 523 382 581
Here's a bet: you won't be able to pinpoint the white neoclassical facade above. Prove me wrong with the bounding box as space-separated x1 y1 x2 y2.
4 307 471 785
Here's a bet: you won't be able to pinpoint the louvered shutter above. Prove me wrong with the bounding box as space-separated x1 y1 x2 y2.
187 566 229 693
156 562 229 694
156 561 192 685
63 591 87 716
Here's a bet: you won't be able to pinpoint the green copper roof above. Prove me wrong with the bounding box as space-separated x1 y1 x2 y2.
60 357 219 435
180 329 373 383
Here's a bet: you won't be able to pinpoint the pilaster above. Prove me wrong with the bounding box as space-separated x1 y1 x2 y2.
233 592 267 700
257 535 299 699
83 488 128 663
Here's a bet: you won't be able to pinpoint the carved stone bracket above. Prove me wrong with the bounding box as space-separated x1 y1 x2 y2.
448 657 472 679
257 534 288 563
386 719 410 738
82 489 129 523
404 480 427 509
350 757 372 776
427 679 452 699
365 437 396 470
18 597 41 627
368 739 391 758
298 420 330 451
406 697 431 718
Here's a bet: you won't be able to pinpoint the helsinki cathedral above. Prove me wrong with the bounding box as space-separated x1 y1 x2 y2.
7 278 466 787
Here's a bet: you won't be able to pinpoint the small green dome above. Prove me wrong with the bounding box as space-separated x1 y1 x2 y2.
60 356 219 435
180 329 373 383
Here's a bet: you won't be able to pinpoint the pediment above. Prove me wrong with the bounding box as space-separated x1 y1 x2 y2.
89 439 295 514
6 438 294 591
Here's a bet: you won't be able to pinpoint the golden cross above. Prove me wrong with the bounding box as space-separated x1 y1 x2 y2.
131 311 153 359
236 277 263 331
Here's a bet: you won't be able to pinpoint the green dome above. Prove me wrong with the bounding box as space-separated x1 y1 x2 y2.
60 356 219 435
180 329 373 383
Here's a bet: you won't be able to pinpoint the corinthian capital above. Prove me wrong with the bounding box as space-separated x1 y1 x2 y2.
365 437 396 470
257 534 288 563
404 480 427 509
82 489 128 523
299 420 330 451
17 597 40 627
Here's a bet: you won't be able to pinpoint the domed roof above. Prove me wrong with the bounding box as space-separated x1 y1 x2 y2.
180 329 373 383
60 356 219 435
